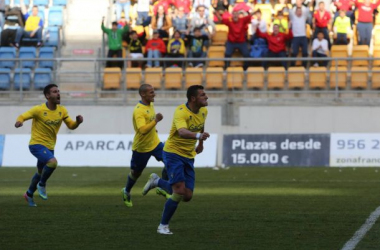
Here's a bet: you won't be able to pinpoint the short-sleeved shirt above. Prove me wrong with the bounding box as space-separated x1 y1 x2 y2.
132 101 160 152
17 103 73 150
334 16 351 34
164 103 208 159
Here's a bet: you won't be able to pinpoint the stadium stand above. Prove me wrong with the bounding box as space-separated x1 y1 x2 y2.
329 66 347 89
288 67 305 89
34 68 52 89
144 67 162 89
48 6 64 27
125 68 142 90
0 68 11 90
14 68 31 90
0 47 16 68
226 67 244 89
205 67 223 89
164 67 182 89
38 47 55 69
267 67 285 89
309 67 327 89
103 67 121 89
19 47 36 68
185 68 203 88
246 67 264 89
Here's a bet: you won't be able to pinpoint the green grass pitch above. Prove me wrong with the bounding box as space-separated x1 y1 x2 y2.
1 167 380 250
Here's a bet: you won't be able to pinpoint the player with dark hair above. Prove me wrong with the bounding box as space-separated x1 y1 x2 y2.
121 83 170 207
142 85 210 235
15 84 84 207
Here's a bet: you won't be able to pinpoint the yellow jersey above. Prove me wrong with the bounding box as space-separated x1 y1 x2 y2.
25 16 41 32
132 101 160 152
164 103 208 159
17 103 77 150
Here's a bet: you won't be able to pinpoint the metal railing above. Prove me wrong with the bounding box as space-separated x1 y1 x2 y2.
0 56 379 105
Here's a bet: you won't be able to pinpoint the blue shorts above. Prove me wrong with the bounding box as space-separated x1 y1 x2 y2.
163 151 195 191
29 144 55 172
131 142 164 172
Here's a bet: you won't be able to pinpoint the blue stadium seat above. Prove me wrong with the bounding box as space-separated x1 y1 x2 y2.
44 27 60 47
53 0 67 6
34 68 52 89
5 0 10 5
19 47 37 68
0 68 11 90
14 68 32 90
14 0 31 5
39 47 55 69
33 0 49 6
48 6 63 26
0 47 16 68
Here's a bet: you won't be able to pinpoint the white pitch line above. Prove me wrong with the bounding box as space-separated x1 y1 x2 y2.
341 206 380 250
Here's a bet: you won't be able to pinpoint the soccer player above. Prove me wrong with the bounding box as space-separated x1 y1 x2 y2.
121 84 169 207
142 85 210 235
15 84 83 207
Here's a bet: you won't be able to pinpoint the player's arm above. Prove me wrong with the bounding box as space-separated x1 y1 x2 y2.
195 128 207 154
15 107 37 128
136 113 163 135
63 114 83 130
177 128 210 140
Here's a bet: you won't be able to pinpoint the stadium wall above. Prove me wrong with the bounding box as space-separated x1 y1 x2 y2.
2 105 380 166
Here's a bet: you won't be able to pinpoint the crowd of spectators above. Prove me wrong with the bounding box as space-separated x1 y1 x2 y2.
103 0 380 70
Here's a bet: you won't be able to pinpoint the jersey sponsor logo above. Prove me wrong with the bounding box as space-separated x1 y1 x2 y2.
189 123 204 131
43 112 47 116
189 115 192 120
45 119 61 126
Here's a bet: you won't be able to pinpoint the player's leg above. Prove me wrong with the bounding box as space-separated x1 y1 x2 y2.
157 152 188 235
142 146 172 196
151 142 171 198
122 150 149 207
37 157 57 200
24 160 44 207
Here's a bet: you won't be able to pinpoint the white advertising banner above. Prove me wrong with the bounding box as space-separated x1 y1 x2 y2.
2 134 217 167
330 133 380 167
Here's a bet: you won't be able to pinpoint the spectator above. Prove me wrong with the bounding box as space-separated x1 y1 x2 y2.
312 31 329 67
136 0 151 26
13 1 43 48
115 0 131 22
153 0 170 15
166 30 186 67
0 0 5 29
289 6 309 67
172 7 188 38
126 30 144 68
151 5 172 39
188 5 215 36
215 10 252 69
118 15 128 28
212 0 229 24
187 27 209 67
251 9 267 44
193 0 211 15
145 30 166 68
354 0 380 46
172 0 192 15
315 0 332 12
333 0 354 26
333 10 350 45
101 18 129 69
273 11 289 34
256 24 293 69
313 1 331 48
274 0 290 16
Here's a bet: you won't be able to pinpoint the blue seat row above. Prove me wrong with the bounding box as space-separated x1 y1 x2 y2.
0 68 53 90
6 0 67 7
0 47 55 69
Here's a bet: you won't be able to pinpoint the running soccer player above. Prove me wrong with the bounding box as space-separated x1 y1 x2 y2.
15 84 83 207
142 85 210 235
121 84 169 207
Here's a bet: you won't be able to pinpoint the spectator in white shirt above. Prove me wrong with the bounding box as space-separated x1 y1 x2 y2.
136 0 151 26
312 31 329 67
289 6 309 67
251 9 267 43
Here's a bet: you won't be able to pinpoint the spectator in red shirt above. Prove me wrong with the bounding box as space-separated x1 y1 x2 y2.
313 2 331 48
355 0 380 45
256 24 293 69
215 9 252 69
172 0 192 15
146 30 167 67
